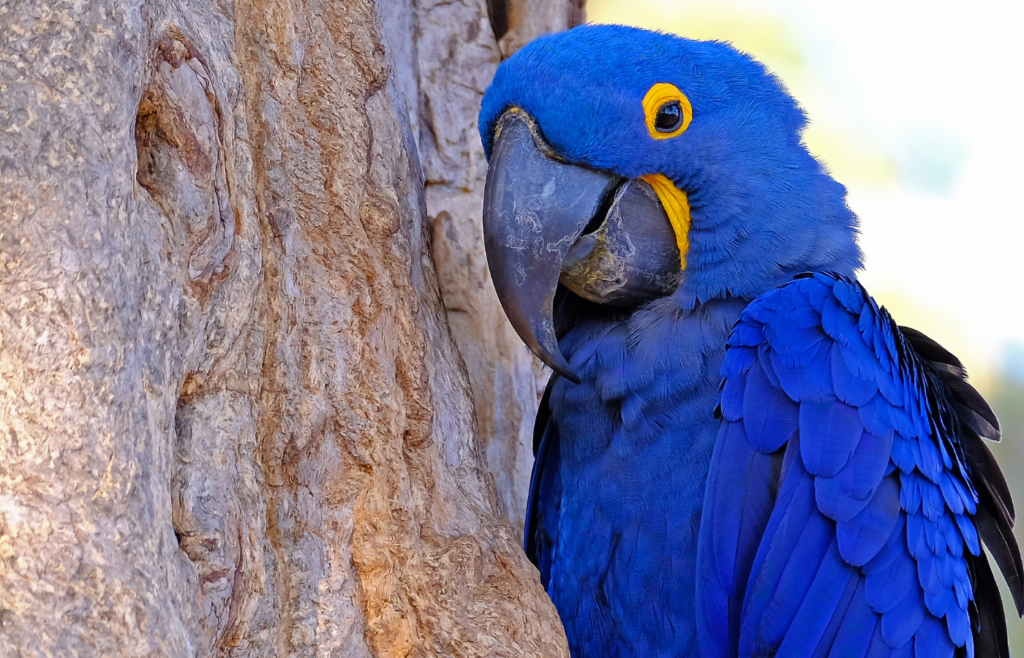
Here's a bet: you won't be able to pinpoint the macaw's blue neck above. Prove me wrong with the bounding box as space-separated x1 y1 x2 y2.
671 143 863 306
547 294 748 657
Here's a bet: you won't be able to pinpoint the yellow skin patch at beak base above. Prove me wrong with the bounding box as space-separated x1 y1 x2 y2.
641 174 691 271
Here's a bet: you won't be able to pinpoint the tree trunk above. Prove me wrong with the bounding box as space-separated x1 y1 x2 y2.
0 0 573 655
380 0 582 534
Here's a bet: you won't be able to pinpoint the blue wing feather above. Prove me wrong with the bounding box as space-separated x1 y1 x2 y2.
799 397 864 477
699 394 783 657
863 623 896 658
774 541 859 656
831 343 879 406
836 473 901 567
697 273 1021 658
743 363 799 452
881 581 926 648
811 566 863 657
827 579 880 657
865 537 916 615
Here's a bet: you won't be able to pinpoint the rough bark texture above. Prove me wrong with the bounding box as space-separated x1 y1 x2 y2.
0 0 570 655
380 0 584 535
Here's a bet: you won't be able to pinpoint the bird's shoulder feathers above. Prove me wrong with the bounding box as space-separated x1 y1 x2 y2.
697 272 1022 658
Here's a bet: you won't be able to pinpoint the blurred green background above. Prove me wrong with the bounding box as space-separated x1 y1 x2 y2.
588 0 1024 649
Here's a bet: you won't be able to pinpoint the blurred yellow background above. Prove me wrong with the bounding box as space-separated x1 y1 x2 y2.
589 0 1024 647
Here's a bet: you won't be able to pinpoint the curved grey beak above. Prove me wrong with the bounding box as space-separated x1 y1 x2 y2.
483 110 619 382
483 109 681 383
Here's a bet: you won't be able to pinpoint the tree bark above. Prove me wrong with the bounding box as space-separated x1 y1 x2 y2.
0 0 572 655
380 0 582 536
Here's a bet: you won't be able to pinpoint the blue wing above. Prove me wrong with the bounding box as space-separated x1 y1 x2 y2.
697 273 1023 658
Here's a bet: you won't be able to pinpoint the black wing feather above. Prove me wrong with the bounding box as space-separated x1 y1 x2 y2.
902 326 1024 622
969 548 1011 658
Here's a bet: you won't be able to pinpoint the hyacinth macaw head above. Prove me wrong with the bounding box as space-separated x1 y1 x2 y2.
479 24 861 381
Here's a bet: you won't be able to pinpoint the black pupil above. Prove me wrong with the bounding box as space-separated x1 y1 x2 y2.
655 101 683 132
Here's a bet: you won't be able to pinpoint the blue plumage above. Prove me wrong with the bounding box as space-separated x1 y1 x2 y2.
479 23 1020 658
697 274 1018 657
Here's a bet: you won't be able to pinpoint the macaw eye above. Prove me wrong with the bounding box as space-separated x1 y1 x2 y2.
643 83 692 140
655 102 683 132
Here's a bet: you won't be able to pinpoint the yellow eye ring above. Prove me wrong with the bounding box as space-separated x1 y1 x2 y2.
643 83 693 140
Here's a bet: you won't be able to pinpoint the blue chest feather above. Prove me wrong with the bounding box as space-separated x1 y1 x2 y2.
538 295 745 656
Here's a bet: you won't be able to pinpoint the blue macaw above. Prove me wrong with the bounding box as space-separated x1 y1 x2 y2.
479 23 1024 654
478 24 1022 658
